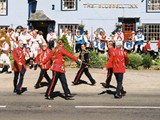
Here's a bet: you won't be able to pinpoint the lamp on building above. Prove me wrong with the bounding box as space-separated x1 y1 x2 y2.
52 5 55 10
141 0 144 2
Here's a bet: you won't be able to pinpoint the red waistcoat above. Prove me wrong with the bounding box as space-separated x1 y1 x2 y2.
50 46 78 73
144 43 151 51
12 47 26 72
105 46 115 68
35 48 52 70
111 48 129 73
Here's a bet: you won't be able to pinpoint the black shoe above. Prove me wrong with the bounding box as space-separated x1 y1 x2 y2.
34 85 41 89
91 81 96 86
114 94 122 99
121 90 127 96
16 90 22 95
72 81 78 85
65 96 71 100
13 89 16 93
67 94 74 98
45 96 54 100
103 83 110 88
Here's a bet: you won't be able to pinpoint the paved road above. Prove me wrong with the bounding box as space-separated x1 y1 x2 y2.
0 68 160 120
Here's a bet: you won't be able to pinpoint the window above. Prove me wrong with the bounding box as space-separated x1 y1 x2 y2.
58 24 78 35
0 0 7 15
143 24 160 41
62 0 77 11
0 26 9 31
124 23 134 31
147 0 160 12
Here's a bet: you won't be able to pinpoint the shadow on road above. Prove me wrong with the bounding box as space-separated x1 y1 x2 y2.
49 91 76 100
100 83 116 89
40 82 49 87
72 80 92 86
98 90 116 95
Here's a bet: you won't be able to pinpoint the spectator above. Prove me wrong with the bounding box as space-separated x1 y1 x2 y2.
134 29 144 54
99 31 107 41
0 37 12 73
74 30 85 53
37 31 45 45
66 29 73 47
98 39 107 55
84 30 90 50
19 27 30 48
115 27 124 45
46 29 57 50
24 46 34 69
144 40 157 59
93 31 100 53
157 39 160 54
124 37 134 53
109 34 116 48
61 28 68 37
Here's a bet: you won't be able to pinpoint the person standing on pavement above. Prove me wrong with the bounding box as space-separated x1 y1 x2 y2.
12 40 27 95
134 29 144 54
110 41 129 98
72 44 96 85
103 41 115 88
46 29 57 50
74 30 85 53
45 39 82 100
0 37 12 73
34 42 52 89
115 27 124 45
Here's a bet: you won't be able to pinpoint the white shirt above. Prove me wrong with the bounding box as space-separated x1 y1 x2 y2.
66 34 73 46
2 41 9 52
20 33 30 44
135 34 144 42
115 31 124 41
37 34 44 44
46 32 57 42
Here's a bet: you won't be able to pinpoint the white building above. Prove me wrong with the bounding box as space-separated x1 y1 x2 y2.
0 0 160 49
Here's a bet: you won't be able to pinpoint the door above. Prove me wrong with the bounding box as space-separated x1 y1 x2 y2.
123 23 135 40
29 21 55 39
122 18 136 41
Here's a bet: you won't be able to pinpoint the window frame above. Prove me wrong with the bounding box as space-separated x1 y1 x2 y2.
143 23 160 41
146 0 160 13
0 0 8 16
61 0 77 11
58 24 78 36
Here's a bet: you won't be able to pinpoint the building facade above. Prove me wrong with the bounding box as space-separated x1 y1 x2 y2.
1 0 160 45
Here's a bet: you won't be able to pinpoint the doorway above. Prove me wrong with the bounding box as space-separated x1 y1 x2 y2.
28 21 55 39
118 18 139 40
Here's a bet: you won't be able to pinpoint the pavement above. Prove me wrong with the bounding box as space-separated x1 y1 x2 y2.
0 68 160 120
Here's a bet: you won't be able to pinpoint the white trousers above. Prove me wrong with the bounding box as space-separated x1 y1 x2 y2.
0 53 12 72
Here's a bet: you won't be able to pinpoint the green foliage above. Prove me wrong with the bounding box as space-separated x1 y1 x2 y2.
154 55 160 63
61 35 74 61
9 53 13 63
78 24 85 29
154 67 160 70
142 54 152 69
90 51 108 68
152 60 159 65
128 54 142 69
